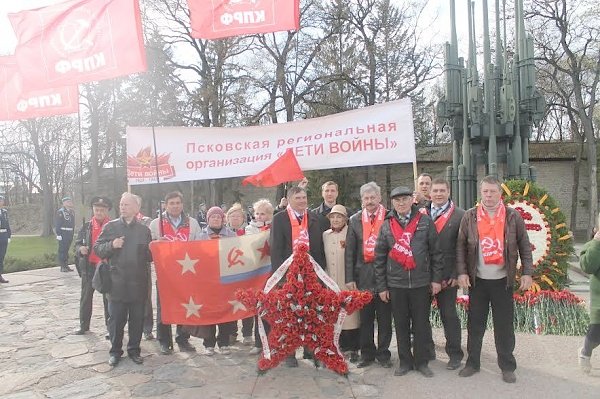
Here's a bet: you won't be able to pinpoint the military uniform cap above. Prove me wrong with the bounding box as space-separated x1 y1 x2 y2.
62 196 72 202
91 196 112 210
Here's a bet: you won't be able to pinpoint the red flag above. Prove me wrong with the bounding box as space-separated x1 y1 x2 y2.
150 232 271 325
0 58 79 121
188 0 300 40
8 0 146 90
242 148 304 187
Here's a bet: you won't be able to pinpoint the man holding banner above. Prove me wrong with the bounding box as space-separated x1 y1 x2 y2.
270 186 325 367
149 191 202 355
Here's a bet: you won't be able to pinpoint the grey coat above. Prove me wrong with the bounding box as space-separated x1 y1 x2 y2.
93 217 152 303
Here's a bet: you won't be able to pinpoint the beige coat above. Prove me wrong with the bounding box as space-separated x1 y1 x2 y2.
323 225 360 330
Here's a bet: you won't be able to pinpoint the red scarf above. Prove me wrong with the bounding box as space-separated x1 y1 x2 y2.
388 213 422 271
89 217 109 264
476 202 506 265
420 201 456 233
287 205 309 250
161 215 191 241
362 204 385 263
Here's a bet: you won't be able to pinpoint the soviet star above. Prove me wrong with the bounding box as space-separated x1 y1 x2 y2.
182 297 203 318
176 252 198 275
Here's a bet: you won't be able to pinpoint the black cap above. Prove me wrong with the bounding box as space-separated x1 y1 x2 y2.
390 186 413 199
91 196 112 210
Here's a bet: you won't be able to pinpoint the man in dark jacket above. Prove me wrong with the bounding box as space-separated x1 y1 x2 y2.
270 185 325 367
422 178 465 370
456 175 533 383
55 196 75 272
94 192 152 367
74 196 112 336
374 186 444 378
345 181 392 369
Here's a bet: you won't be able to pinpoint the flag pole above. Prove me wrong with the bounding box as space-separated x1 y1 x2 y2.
151 124 163 238
77 98 85 207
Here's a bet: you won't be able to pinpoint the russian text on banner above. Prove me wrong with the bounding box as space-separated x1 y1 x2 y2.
188 0 300 40
150 231 271 325
9 0 147 90
127 98 416 185
0 58 79 121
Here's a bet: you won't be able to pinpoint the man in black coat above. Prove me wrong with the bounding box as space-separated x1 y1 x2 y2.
0 195 11 283
55 196 75 272
422 177 465 370
270 186 325 367
94 192 152 367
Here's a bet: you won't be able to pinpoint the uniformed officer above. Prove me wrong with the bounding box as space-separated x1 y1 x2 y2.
0 195 11 284
55 196 75 272
74 196 112 335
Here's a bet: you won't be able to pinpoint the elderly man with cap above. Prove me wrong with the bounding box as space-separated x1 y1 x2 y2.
55 196 76 272
323 204 360 362
374 186 444 378
74 196 112 335
0 195 11 284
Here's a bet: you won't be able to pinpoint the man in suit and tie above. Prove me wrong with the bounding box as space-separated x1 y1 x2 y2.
270 185 326 367
422 177 465 370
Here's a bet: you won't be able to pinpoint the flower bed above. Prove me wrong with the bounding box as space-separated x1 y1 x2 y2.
431 290 589 335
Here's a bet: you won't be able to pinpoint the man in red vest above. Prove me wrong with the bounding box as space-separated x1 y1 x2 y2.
74 196 112 335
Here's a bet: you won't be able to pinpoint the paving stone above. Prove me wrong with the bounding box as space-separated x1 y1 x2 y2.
65 352 108 368
1 391 46 399
44 376 109 399
50 342 89 359
0 371 46 396
131 381 175 397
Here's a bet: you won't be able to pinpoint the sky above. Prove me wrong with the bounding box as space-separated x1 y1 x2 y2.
0 0 491 58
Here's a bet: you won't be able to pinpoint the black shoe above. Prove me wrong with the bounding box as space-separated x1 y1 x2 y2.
357 359 374 368
177 340 196 352
130 354 143 364
459 365 480 377
417 365 434 378
394 365 411 376
105 333 110 341
502 371 516 383
73 329 87 335
285 356 299 367
302 349 313 360
378 358 393 368
447 359 462 370
108 355 120 367
159 342 173 355
0 275 8 283
349 351 359 363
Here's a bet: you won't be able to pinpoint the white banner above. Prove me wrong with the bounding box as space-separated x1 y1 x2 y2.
126 99 416 185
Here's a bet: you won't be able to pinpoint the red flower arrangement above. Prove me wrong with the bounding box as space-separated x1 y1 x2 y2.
236 244 372 375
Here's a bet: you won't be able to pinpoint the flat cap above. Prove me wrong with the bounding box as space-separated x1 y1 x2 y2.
91 196 112 210
390 186 413 199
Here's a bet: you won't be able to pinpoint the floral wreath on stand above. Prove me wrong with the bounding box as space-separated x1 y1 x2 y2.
237 244 372 375
500 179 574 291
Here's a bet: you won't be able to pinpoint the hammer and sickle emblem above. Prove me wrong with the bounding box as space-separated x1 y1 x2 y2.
227 247 245 268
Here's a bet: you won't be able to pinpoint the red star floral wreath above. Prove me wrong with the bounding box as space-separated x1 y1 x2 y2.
501 179 574 291
237 244 372 375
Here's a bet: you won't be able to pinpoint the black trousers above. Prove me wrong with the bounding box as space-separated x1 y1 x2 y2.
57 233 73 265
203 322 236 348
390 286 432 369
359 294 392 362
583 324 600 356
466 277 516 372
79 262 109 331
108 300 145 357
340 328 360 352
431 286 464 362
0 238 7 274
156 282 189 346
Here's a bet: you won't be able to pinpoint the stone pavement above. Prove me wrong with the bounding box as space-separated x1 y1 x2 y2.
1 266 600 399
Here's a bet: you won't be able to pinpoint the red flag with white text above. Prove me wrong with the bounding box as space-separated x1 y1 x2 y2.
0 58 79 121
150 232 271 325
8 0 146 90
188 0 300 40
